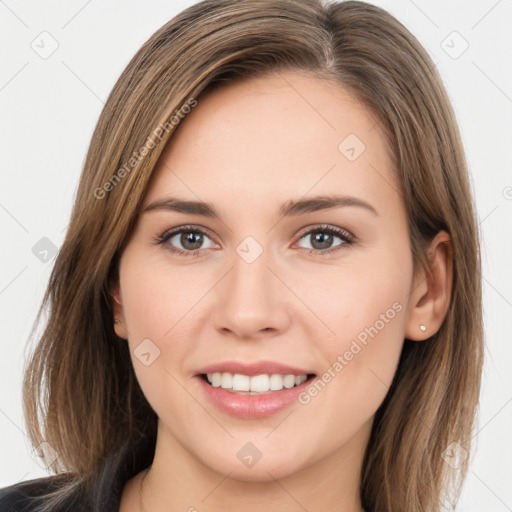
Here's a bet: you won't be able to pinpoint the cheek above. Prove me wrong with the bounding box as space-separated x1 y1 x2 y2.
299 257 410 345
301 235 410 364
308 252 411 421
120 252 207 341
118 251 212 402
119 257 197 423
293 277 408 453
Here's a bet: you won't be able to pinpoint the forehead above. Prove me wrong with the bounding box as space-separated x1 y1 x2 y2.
143 71 400 216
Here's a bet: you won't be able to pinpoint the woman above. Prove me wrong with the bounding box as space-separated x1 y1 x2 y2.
0 0 483 510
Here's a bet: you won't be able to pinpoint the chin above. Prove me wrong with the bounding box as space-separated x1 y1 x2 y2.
203 444 309 482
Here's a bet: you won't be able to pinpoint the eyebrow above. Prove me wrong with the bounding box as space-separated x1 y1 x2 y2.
142 194 379 218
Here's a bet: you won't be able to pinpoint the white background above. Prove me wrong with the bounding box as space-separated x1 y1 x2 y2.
1 0 511 510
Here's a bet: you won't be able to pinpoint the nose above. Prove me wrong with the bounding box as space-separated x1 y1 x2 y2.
212 245 292 339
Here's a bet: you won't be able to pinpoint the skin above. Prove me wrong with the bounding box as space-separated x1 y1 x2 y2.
114 70 452 512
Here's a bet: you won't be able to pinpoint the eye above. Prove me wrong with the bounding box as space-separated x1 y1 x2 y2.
154 225 217 257
295 225 355 256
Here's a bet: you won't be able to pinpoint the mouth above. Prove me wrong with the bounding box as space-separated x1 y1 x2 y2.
193 361 318 418
198 372 317 395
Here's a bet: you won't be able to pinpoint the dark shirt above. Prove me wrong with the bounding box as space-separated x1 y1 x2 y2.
0 477 73 512
0 462 128 512
1 437 155 511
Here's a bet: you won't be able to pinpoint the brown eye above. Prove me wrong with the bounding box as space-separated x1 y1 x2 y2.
156 226 216 256
177 231 204 251
296 225 354 255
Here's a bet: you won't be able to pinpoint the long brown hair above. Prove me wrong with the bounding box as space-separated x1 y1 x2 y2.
19 1 483 510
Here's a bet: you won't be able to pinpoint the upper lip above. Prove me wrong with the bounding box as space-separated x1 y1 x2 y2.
196 360 315 377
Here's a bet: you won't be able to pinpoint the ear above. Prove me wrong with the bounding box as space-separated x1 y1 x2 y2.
405 230 453 341
111 283 129 340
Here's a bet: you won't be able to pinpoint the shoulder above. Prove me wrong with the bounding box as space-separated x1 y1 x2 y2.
0 475 74 511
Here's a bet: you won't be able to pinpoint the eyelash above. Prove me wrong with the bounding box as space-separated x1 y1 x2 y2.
153 224 355 257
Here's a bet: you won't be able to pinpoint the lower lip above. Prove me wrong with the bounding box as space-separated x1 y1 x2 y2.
195 375 314 419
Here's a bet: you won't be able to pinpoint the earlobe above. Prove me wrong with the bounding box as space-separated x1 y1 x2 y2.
405 231 453 342
110 285 128 339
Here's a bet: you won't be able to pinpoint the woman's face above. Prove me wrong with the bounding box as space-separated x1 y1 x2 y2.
114 71 416 481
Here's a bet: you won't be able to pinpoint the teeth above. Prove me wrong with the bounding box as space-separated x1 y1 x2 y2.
205 372 308 393
283 375 295 388
232 373 250 391
211 373 221 387
269 374 283 391
221 372 233 389
250 374 269 392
